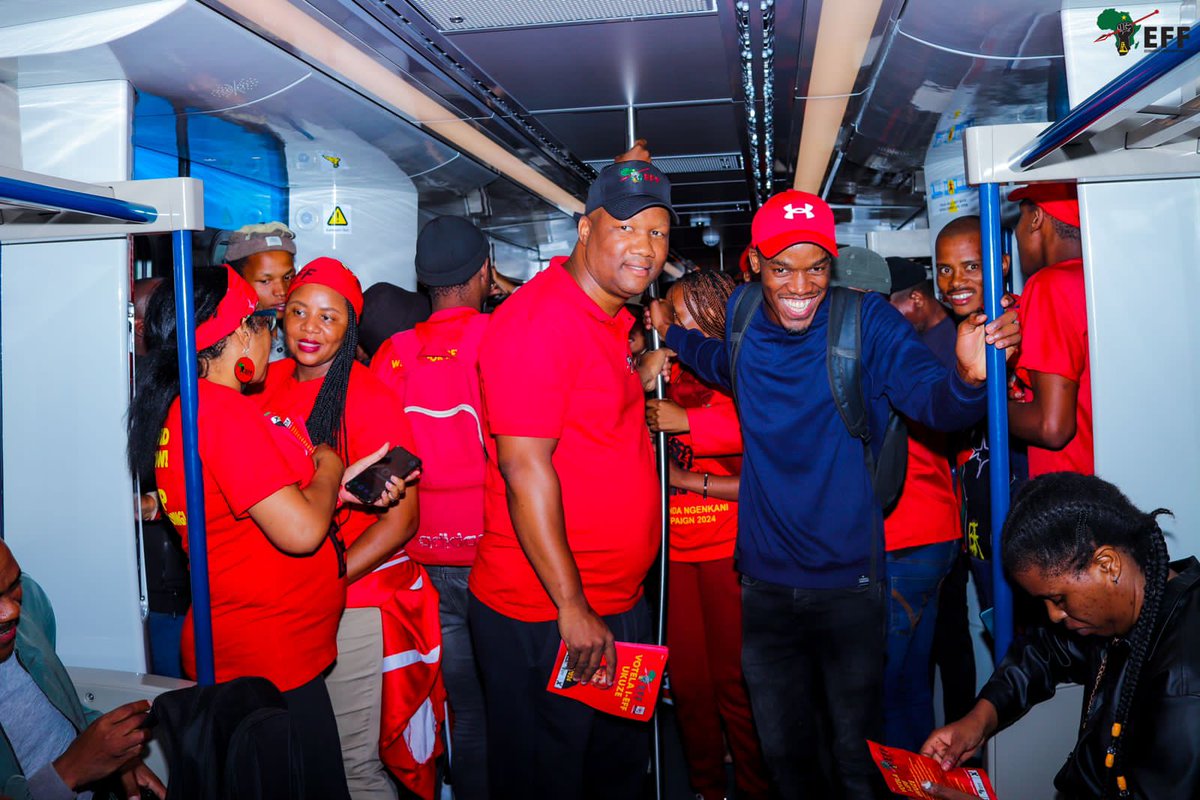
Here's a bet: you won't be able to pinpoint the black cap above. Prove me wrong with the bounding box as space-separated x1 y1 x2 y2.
415 216 490 287
358 282 431 358
585 160 678 223
886 257 929 294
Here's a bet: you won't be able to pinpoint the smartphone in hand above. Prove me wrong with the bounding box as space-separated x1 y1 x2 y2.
344 445 421 504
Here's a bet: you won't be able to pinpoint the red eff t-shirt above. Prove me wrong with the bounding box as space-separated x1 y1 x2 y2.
259 360 415 605
1015 258 1094 477
668 365 741 562
884 422 961 551
155 380 345 691
470 258 660 622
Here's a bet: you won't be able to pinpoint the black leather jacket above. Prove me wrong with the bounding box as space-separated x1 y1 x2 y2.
979 557 1200 799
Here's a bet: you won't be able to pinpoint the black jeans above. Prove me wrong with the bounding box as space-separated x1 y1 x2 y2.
740 576 887 800
469 593 652 800
284 670 351 800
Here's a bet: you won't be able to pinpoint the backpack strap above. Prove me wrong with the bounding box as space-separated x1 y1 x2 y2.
727 283 764 404
826 286 869 443
825 287 883 586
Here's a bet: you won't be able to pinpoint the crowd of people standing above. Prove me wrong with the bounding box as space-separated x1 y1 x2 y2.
4 138 1199 800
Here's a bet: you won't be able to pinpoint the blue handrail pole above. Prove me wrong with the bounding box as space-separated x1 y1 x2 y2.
0 174 158 223
172 229 215 685
980 183 1014 665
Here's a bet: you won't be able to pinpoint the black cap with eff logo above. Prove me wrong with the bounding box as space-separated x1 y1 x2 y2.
585 160 678 223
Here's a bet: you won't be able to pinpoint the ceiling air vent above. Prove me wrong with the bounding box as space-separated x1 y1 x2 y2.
411 0 716 31
584 152 742 175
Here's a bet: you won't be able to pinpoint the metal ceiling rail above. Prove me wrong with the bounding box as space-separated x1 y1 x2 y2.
1013 19 1200 170
0 171 158 223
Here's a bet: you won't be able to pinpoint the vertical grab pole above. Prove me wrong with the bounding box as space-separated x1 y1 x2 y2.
980 184 1013 665
172 229 215 686
628 103 669 800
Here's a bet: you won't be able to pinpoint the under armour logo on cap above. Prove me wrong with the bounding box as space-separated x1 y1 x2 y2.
751 190 838 259
783 203 814 220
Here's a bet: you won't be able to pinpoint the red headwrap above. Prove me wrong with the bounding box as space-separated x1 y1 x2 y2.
288 257 364 318
195 265 259 350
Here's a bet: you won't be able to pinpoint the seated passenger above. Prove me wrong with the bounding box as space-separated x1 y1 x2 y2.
643 269 769 800
1006 184 1092 477
922 473 1200 799
0 537 165 799
259 257 442 800
225 222 298 362
128 265 403 800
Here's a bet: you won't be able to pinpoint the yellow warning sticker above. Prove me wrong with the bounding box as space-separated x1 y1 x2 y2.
324 205 350 233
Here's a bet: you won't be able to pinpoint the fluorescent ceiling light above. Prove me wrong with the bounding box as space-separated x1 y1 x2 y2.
794 0 885 194
212 0 584 216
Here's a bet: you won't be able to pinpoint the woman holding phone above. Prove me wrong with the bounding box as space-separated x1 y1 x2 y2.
259 257 443 800
129 265 403 799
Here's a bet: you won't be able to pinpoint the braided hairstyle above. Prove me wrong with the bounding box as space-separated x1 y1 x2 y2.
674 269 736 338
1002 472 1171 798
305 301 359 461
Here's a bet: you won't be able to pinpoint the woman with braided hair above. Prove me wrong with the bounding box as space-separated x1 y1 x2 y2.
641 268 769 800
259 257 444 799
920 472 1200 799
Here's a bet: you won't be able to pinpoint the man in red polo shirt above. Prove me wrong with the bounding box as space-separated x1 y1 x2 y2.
1007 183 1092 476
470 159 674 798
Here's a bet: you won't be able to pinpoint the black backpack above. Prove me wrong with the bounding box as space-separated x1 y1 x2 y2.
727 284 908 513
148 676 306 800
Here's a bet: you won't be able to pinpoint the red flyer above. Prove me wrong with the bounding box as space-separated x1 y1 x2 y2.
546 640 668 721
868 741 997 799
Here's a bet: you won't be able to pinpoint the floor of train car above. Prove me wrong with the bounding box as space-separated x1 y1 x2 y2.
427 700 707 800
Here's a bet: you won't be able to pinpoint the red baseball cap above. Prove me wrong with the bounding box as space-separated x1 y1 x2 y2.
289 257 364 318
1008 183 1079 228
751 190 838 259
195 265 259 351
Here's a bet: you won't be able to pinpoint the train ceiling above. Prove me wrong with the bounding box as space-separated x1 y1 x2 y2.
299 0 1066 262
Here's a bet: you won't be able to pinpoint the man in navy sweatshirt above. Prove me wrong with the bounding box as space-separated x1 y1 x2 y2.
648 190 1021 799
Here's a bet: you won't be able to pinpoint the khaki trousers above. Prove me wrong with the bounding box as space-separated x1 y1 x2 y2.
326 606 399 800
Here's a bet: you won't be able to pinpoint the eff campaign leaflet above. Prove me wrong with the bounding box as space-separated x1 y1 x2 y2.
868 741 996 799
547 641 668 721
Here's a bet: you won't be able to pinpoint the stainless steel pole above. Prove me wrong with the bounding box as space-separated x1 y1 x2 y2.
629 104 670 800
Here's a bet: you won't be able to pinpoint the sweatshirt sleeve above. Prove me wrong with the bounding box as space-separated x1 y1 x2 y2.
861 294 987 432
977 624 1093 730
687 393 742 457
666 325 732 392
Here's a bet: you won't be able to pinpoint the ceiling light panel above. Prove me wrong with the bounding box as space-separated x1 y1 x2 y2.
584 152 743 174
411 0 716 31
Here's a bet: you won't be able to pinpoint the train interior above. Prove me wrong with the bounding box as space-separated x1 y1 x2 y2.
2 1 1199 796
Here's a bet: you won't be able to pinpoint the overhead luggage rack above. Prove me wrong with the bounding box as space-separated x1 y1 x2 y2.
0 169 217 684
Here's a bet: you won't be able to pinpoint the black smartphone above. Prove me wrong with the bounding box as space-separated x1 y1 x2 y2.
344 445 421 504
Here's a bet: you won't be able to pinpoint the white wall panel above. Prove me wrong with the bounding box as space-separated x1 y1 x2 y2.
1080 179 1200 558
2 79 145 672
